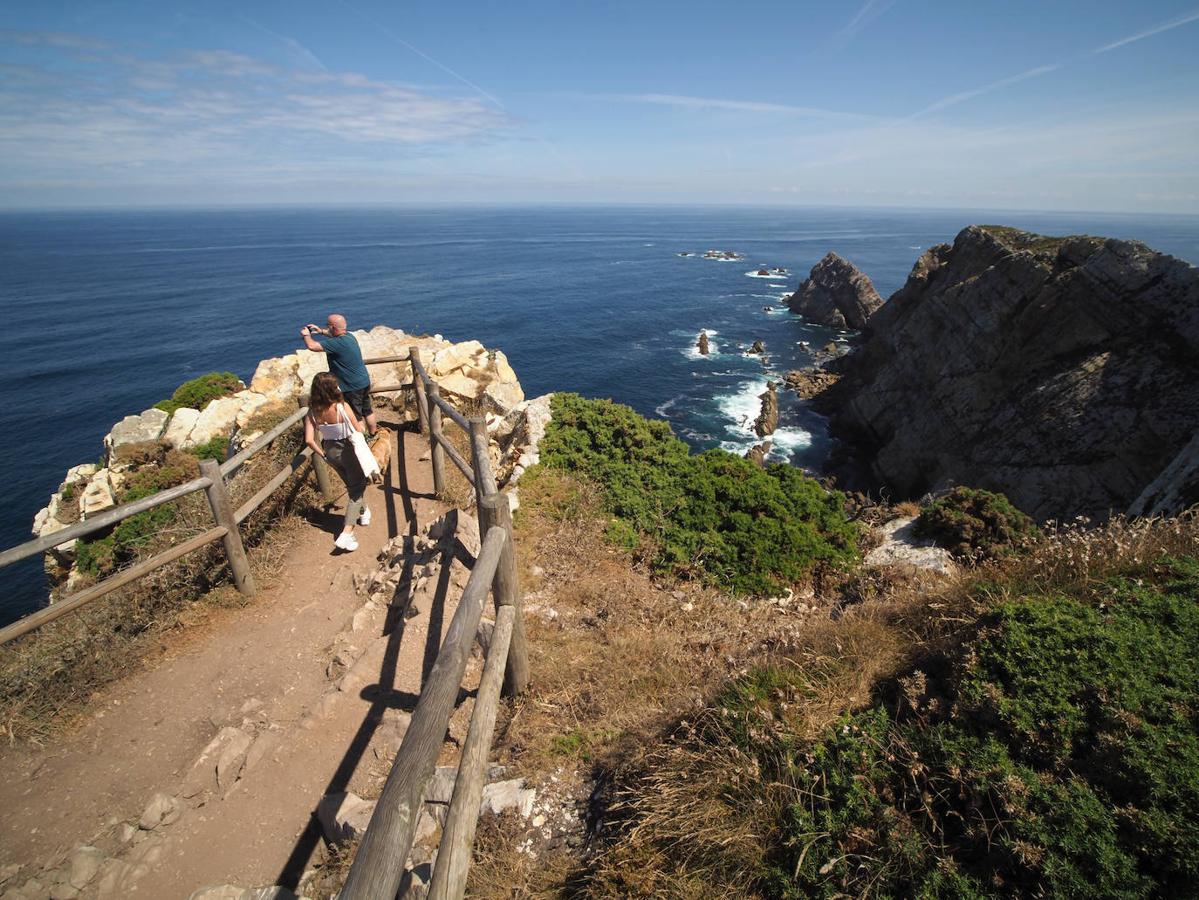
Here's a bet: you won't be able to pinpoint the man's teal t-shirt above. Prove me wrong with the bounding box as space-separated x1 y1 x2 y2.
317 333 371 392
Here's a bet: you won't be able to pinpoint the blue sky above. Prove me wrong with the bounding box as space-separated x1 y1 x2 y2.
1 1 1197 211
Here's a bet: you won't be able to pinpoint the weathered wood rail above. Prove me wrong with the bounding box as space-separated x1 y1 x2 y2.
341 346 529 900
0 343 530 897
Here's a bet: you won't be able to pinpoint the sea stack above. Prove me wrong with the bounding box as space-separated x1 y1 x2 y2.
787 252 883 329
697 331 710 355
754 382 778 437
819 225 1199 522
746 441 772 465
748 339 765 355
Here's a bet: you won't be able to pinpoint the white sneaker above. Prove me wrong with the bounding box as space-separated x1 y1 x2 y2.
358 506 371 526
334 532 359 552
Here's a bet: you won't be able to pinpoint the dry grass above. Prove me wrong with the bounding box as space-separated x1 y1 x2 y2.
0 425 322 743
578 510 1199 897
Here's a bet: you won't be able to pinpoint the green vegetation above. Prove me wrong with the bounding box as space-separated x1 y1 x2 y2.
74 452 199 578
979 224 1082 256
539 393 859 595
155 371 243 415
915 485 1040 561
187 434 230 462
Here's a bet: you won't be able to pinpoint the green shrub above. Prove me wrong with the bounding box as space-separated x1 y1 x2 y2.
155 372 243 416
915 485 1039 561
188 435 230 463
719 557 1199 897
540 393 858 594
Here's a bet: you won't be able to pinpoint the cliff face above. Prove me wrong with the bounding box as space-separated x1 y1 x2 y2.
787 252 883 329
821 225 1199 521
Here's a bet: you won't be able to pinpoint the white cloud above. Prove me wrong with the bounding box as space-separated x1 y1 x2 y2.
0 32 512 184
1094 7 1199 54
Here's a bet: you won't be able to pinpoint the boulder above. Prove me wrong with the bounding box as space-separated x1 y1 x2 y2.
697 331 710 355
104 409 168 455
787 252 883 329
863 517 957 576
438 370 484 401
317 791 376 844
746 441 772 465
248 357 300 403
80 471 116 518
430 341 486 378
186 396 243 449
748 339 765 355
163 407 201 449
481 779 535 818
820 226 1199 522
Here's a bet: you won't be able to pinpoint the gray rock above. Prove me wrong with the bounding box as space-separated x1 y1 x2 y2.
863 518 957 576
1128 430 1199 517
753 382 778 438
787 252 883 329
104 408 169 455
138 792 181 830
481 779 535 818
821 226 1199 522
316 792 376 844
66 847 105 889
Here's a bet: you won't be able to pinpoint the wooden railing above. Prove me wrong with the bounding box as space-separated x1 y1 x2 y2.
0 343 531 898
340 346 530 900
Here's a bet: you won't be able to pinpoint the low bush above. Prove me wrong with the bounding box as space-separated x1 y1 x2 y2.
539 393 859 595
188 434 230 462
155 371 243 415
915 485 1040 561
596 554 1199 898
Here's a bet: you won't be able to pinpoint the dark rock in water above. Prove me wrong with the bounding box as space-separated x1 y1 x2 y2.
748 339 765 355
746 441 772 465
784 368 840 400
697 330 710 355
787 252 883 329
820 224 1199 522
754 382 778 437
823 342 838 354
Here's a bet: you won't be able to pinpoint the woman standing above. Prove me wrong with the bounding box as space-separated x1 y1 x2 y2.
303 371 371 552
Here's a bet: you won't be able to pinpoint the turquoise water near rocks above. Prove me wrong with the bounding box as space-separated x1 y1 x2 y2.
2 205 1197 624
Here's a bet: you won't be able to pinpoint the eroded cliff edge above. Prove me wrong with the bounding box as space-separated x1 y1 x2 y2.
816 225 1199 521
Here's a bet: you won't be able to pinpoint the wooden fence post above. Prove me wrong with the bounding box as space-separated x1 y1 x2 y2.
468 417 495 510
428 383 446 496
478 492 529 695
410 346 429 435
198 459 256 597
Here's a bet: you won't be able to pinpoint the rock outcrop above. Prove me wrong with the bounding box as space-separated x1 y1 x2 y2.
31 326 529 596
748 339 765 355
697 331 710 355
1128 431 1199 518
818 225 1199 522
753 382 778 437
783 368 840 400
745 442 772 466
787 252 883 329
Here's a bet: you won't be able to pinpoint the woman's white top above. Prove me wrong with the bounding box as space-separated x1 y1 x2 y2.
315 403 353 441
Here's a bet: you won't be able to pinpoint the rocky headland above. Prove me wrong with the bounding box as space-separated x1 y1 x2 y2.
786 251 883 329
811 225 1199 521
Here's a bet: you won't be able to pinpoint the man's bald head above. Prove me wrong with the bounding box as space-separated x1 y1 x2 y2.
327 314 347 335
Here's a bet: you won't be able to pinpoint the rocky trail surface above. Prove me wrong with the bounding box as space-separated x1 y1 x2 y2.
0 423 492 900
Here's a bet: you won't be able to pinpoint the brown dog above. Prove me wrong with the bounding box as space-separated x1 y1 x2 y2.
367 430 390 484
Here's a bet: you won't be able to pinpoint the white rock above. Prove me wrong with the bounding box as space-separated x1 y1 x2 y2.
216 728 254 793
104 408 169 454
864 517 958 576
248 356 300 403
163 407 200 448
80 472 115 518
424 766 459 804
63 463 98 486
437 370 483 401
481 779 535 818
430 341 485 378
186 396 242 449
183 726 251 798
316 792 376 844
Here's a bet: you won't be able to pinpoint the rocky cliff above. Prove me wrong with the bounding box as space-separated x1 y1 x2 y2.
818 225 1199 521
787 252 883 329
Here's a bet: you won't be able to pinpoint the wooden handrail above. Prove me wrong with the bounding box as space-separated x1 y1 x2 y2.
430 391 470 432
221 406 308 477
234 448 313 525
0 476 213 571
434 433 475 486
427 603 515 899
340 526 508 900
0 526 228 645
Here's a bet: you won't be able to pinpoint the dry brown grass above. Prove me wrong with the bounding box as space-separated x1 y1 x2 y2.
0 424 322 743
577 511 1199 897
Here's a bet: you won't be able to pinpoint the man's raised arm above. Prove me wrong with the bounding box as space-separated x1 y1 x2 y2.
300 324 326 353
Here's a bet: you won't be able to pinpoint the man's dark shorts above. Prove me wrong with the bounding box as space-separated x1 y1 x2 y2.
342 387 373 421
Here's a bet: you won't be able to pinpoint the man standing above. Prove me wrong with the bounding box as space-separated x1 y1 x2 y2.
301 314 379 436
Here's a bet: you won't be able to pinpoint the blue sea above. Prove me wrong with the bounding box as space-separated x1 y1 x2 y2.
2 205 1197 626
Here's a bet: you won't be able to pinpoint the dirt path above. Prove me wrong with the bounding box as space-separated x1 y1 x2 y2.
0 424 459 899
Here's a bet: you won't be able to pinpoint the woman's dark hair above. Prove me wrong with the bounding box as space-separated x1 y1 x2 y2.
310 372 342 411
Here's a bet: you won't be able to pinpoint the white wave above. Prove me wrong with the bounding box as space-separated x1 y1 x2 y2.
681 328 721 360
909 245 922 249
714 379 812 460
655 396 681 417
744 271 788 279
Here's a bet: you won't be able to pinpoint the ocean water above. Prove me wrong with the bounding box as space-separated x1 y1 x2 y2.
2 205 1197 626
